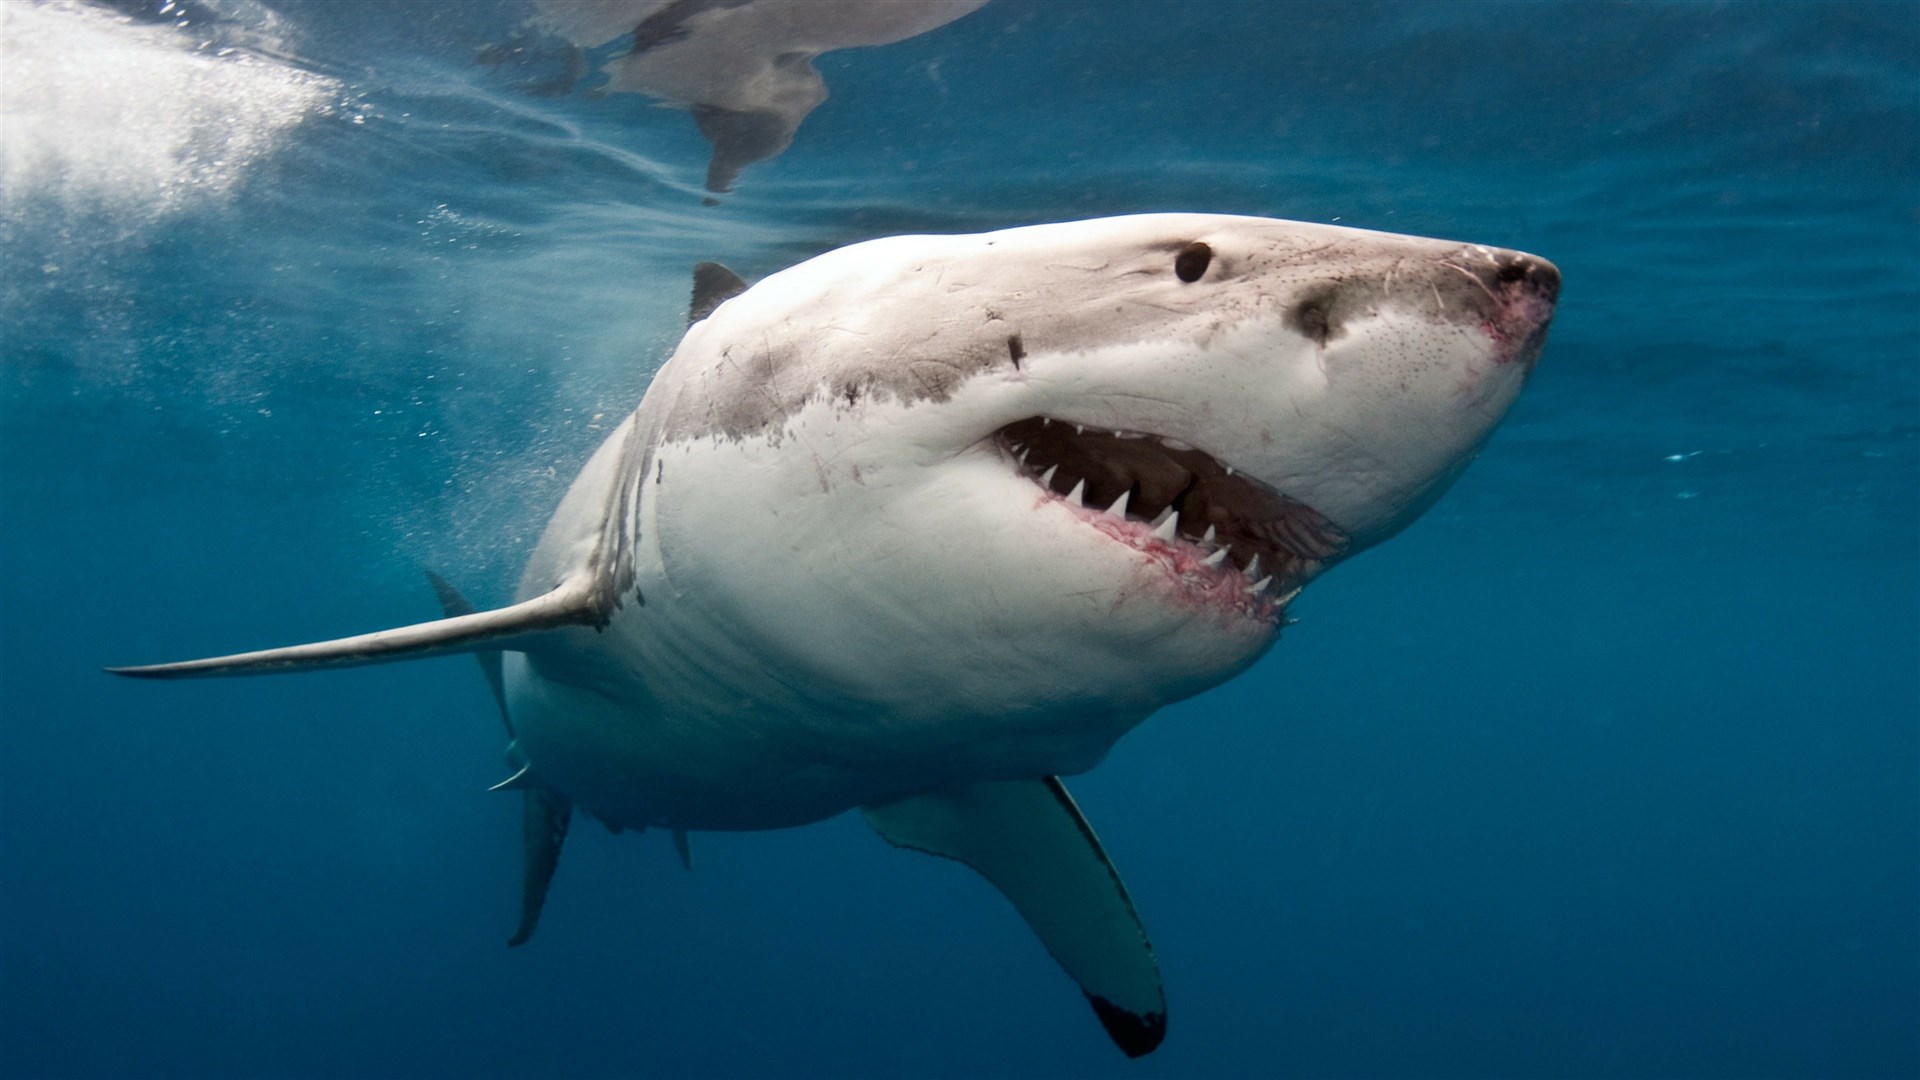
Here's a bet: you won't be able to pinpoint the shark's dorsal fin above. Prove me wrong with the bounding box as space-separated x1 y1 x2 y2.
864 777 1167 1058
689 261 748 325
106 576 601 680
508 785 573 948
426 571 513 735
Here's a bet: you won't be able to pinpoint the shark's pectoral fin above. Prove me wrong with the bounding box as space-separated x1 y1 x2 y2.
508 784 572 948
106 575 604 680
863 777 1167 1058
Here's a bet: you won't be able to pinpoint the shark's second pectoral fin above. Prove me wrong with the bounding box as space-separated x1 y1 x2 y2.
863 777 1167 1058
508 784 572 948
424 571 512 734
421 571 570 947
106 575 604 680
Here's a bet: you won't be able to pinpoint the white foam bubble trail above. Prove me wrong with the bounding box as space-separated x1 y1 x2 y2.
0 1 339 226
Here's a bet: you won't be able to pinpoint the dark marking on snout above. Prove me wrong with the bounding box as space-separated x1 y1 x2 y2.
1007 334 1026 369
1286 284 1342 346
1442 248 1561 364
1480 251 1560 306
1515 254 1560 304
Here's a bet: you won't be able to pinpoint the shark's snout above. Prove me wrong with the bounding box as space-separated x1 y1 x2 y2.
1460 247 1559 367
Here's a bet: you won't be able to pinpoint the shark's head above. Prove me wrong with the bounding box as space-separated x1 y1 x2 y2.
642 213 1556 775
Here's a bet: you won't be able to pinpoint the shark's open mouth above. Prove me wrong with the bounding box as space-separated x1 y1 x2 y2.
993 417 1349 620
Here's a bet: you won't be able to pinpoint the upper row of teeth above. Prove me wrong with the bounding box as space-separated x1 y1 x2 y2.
1011 442 1278 598
1036 420 1228 473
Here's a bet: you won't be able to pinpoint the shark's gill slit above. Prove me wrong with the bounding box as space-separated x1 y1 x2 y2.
994 416 1349 609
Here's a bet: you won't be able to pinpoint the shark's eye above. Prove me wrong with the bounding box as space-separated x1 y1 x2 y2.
1174 242 1212 283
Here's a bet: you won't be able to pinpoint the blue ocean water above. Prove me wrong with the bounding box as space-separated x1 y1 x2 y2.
2 1 1915 1076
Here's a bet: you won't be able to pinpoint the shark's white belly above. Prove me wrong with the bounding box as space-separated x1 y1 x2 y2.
501 623 1148 831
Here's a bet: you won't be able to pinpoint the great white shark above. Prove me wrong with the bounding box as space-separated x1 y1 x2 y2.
112 213 1559 1057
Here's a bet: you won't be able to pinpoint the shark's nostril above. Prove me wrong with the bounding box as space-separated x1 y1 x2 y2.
1490 252 1560 303
1525 258 1562 303
1287 287 1339 346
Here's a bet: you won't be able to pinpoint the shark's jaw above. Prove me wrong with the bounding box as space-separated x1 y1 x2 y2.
990 416 1347 626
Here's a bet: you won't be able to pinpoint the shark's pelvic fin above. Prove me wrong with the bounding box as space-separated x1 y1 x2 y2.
688 261 748 325
425 571 513 735
863 777 1167 1058
489 762 536 792
508 784 573 948
419 578 569 950
106 575 602 680
671 828 693 870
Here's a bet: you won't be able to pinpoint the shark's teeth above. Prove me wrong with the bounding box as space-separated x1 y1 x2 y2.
994 415 1342 626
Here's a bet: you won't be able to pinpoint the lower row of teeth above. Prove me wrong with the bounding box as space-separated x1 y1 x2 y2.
1018 453 1280 599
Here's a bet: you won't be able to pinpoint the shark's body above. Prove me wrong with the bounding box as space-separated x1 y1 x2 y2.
115 213 1558 1056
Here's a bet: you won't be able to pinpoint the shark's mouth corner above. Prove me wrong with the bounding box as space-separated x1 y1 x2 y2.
992 416 1349 622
